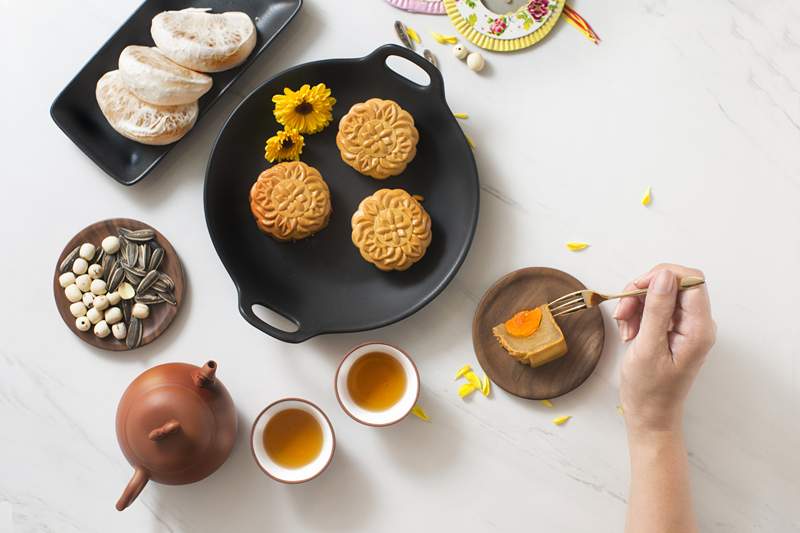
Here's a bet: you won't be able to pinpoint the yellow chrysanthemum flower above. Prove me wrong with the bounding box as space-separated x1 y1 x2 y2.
272 83 336 134
264 129 304 163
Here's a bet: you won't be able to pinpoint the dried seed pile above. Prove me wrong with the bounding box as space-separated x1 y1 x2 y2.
57 227 176 349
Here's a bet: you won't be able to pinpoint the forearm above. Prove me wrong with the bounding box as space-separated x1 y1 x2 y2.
625 428 698 533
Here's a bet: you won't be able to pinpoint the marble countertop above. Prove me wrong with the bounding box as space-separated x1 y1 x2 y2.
1 0 798 531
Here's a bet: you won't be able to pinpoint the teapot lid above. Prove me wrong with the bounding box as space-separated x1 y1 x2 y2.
116 361 230 476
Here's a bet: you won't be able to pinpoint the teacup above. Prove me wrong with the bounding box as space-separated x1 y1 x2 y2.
250 398 335 483
335 342 420 426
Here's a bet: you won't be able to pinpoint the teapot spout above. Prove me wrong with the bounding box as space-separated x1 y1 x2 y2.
116 466 149 511
193 360 217 388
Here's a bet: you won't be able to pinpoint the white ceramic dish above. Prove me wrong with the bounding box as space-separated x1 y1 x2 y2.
250 398 335 483
335 342 420 427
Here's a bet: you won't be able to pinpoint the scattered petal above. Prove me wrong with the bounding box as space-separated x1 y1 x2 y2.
540 399 554 408
458 383 478 398
465 371 482 390
406 25 421 43
453 112 469 119
641 186 652 206
616 405 624 415
566 242 589 251
481 375 491 396
454 364 472 380
465 134 476 149
552 415 572 426
411 405 430 421
412 194 425 202
431 31 459 44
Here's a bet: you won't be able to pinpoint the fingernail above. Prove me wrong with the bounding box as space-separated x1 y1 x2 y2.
652 270 675 294
612 303 621 319
620 323 631 341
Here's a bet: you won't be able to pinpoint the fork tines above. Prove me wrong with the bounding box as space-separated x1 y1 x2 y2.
548 290 587 318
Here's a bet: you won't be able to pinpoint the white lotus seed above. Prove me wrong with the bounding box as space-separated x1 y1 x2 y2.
112 322 127 340
86 307 103 325
453 43 468 60
69 301 87 318
75 274 92 292
82 292 95 307
101 236 120 254
118 282 135 300
90 278 107 295
72 258 88 275
105 307 123 325
93 295 109 311
467 52 485 72
79 243 96 261
132 303 150 319
75 316 91 332
107 291 121 305
65 284 82 303
88 263 103 279
58 272 76 288
94 320 111 338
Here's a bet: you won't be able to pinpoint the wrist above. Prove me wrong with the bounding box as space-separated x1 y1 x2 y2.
626 423 684 451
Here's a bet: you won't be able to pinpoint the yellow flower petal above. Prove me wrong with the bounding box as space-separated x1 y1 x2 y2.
458 383 477 398
454 364 472 380
540 399 554 408
465 134 476 149
406 25 421 43
411 405 430 421
453 112 469 119
566 242 589 251
641 186 652 206
465 371 482 390
616 405 624 415
481 375 491 396
430 31 459 44
412 194 425 202
552 415 572 426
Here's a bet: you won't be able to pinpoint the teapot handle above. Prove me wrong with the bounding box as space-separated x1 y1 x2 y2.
116 466 149 511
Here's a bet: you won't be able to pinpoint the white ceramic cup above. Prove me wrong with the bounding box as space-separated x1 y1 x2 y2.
335 342 420 426
250 398 335 483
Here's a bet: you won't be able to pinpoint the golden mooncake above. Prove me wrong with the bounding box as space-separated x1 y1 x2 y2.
351 189 432 271
493 304 568 367
336 98 419 179
249 162 332 241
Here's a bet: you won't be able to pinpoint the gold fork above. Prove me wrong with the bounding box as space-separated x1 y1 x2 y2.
548 276 706 318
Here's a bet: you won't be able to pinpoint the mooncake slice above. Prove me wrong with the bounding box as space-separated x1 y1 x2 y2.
493 304 568 367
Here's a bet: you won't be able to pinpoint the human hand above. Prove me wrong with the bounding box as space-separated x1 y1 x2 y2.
613 264 716 435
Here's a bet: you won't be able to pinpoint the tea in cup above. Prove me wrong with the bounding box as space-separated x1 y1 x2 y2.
250 398 335 483
335 342 420 426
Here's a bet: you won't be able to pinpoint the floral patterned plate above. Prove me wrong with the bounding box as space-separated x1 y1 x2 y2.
444 0 566 51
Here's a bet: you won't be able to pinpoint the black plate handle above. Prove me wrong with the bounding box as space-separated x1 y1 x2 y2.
238 296 316 343
365 44 445 99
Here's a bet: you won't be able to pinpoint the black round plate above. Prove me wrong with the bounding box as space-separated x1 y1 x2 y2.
204 45 480 343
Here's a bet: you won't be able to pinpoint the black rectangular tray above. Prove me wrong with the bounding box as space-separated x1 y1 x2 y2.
50 0 302 186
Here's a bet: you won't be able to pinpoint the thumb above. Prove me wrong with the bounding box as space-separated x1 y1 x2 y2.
636 270 678 353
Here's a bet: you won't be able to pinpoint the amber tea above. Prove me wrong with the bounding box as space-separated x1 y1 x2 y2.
347 351 407 411
262 408 323 469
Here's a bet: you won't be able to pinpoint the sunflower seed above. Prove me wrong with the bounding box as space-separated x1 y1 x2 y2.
138 244 150 271
108 267 125 291
395 20 414 50
125 240 138 267
423 49 438 67
59 246 80 273
120 228 155 242
122 300 132 323
101 253 115 276
148 248 164 271
156 288 177 306
158 272 175 289
134 292 161 305
152 279 169 293
94 248 104 264
137 270 159 293
126 317 143 349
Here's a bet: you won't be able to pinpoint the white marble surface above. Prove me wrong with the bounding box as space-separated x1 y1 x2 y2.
1 0 799 531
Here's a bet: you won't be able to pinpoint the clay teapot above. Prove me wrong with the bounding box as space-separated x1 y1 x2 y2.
115 360 237 511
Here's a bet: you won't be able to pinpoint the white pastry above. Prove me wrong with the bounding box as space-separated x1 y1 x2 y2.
151 8 256 73
119 46 212 105
96 70 198 145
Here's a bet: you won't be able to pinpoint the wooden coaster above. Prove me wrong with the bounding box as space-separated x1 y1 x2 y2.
472 267 604 400
53 218 184 351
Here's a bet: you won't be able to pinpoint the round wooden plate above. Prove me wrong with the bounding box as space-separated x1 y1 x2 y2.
472 267 604 400
53 218 184 351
